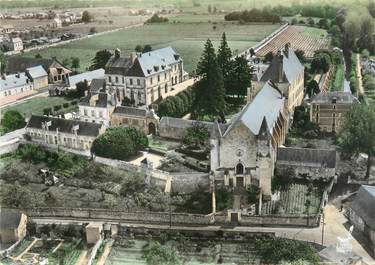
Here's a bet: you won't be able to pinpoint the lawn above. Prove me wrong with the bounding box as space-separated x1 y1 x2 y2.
331 64 344 91
148 136 181 152
302 26 327 38
3 96 77 118
23 16 281 73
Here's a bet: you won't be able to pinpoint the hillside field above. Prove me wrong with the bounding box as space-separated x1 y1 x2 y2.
23 15 281 73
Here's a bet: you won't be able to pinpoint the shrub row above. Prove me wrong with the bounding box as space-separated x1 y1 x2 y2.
157 86 196 118
43 101 77 115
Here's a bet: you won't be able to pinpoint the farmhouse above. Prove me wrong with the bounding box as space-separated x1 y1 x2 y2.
7 57 72 84
211 81 288 197
105 47 188 107
111 106 159 135
26 115 106 151
310 91 359 133
348 185 375 254
25 65 49 90
0 72 33 98
0 210 27 245
254 43 304 117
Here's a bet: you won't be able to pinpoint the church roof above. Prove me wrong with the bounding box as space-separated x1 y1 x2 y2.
224 81 284 136
350 185 375 230
260 47 304 85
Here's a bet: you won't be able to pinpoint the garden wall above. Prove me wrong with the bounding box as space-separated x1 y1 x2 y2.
18 207 320 227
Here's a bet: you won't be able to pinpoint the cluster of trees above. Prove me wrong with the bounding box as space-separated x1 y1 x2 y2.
157 87 196 118
1 110 25 133
338 104 375 179
0 51 6 74
142 241 181 265
182 123 209 150
62 57 80 72
146 14 169 23
90 49 113 70
224 9 281 23
91 127 148 160
254 236 320 264
135 44 153 53
291 106 320 138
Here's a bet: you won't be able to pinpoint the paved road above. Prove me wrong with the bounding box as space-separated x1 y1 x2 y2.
31 204 374 264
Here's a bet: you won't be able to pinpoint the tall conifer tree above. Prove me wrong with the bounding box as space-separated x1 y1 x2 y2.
217 32 232 94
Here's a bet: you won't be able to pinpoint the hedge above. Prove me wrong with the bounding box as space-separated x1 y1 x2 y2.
157 86 196 118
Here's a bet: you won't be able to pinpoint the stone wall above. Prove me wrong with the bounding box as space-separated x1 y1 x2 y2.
17 207 321 227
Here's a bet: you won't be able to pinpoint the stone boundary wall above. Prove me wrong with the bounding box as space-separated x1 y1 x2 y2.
15 207 322 227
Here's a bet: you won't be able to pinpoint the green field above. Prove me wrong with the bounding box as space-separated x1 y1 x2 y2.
2 96 76 118
24 16 281 73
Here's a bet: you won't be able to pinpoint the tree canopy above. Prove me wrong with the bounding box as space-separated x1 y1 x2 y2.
1 110 26 133
142 242 181 265
226 55 252 100
217 32 232 93
182 123 210 150
194 39 227 121
338 104 375 178
91 127 148 160
0 50 6 74
90 49 113 70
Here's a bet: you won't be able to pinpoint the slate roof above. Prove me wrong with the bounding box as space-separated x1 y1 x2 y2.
350 185 375 230
136 47 181 77
105 47 181 77
0 210 23 230
68 69 105 87
113 106 147 117
27 115 103 137
26 65 48 79
224 81 284 136
260 47 304 85
90 78 106 93
311 91 359 104
277 147 336 168
105 56 133 75
0 73 30 91
80 92 114 108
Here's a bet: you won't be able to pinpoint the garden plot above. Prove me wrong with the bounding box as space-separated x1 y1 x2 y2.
262 182 323 215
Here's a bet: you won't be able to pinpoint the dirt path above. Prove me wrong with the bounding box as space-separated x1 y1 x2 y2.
75 250 88 265
96 243 112 265
14 238 38 260
356 53 364 97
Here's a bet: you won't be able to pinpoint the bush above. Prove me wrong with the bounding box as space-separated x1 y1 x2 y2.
91 127 148 160
182 123 209 150
62 103 70 108
254 236 320 264
142 241 181 265
146 14 169 23
0 110 25 133
70 101 77 106
53 105 62 111
43 108 52 115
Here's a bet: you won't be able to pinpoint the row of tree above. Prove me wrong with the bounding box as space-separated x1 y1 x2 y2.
224 9 281 23
158 87 196 118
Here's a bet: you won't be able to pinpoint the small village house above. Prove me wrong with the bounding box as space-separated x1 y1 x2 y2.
0 72 33 98
26 115 106 151
25 65 49 90
5 37 23 52
0 210 27 245
7 57 72 84
310 91 359 133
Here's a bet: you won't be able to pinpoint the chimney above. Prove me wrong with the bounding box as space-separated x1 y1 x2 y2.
284 43 290 58
130 52 137 63
276 51 283 83
114 48 121 59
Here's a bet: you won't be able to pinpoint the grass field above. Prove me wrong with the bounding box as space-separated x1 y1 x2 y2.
23 16 281 73
2 96 76 118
